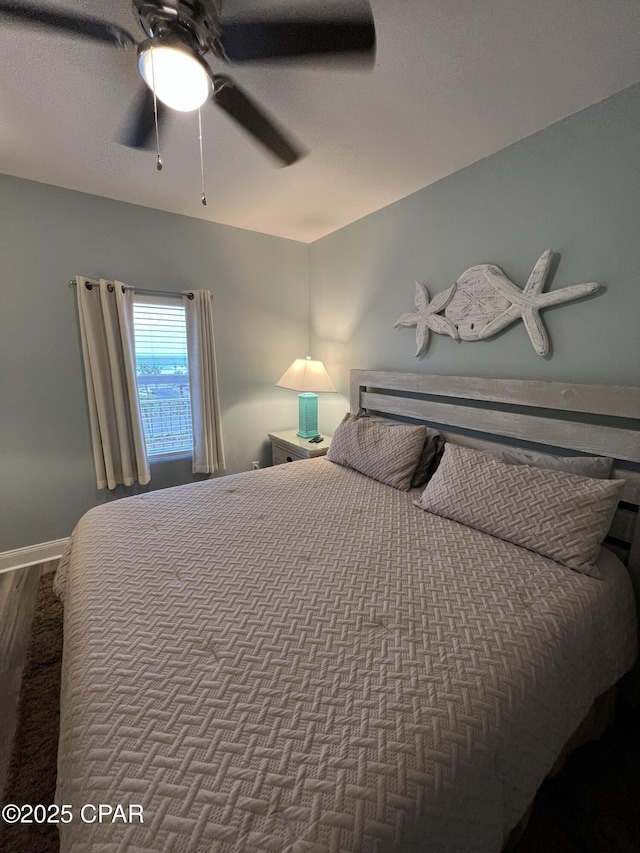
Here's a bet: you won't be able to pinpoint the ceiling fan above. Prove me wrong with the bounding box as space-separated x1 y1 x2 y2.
0 0 376 166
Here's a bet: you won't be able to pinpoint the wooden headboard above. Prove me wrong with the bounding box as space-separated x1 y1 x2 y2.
350 370 640 576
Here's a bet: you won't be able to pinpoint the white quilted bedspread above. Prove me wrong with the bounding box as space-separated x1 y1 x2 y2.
54 458 637 852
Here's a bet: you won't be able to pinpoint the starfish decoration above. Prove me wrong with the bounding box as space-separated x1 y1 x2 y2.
471 250 600 356
394 282 459 357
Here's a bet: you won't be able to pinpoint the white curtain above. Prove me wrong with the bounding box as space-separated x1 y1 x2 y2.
183 290 226 474
76 277 150 489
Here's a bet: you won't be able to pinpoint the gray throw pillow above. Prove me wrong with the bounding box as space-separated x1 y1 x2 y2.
411 429 446 488
498 447 613 479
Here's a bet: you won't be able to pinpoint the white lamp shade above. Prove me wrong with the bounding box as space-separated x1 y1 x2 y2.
276 358 336 393
139 45 211 112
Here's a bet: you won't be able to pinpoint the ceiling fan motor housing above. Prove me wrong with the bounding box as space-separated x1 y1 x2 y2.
134 0 222 54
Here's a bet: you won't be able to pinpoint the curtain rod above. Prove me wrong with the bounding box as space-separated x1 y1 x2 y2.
68 280 192 300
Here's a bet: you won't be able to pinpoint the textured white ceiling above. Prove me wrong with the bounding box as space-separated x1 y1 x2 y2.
1 0 639 242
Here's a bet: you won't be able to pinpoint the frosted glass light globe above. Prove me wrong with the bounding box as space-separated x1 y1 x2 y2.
139 45 210 112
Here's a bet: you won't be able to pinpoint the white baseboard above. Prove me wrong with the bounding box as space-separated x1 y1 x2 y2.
0 538 69 574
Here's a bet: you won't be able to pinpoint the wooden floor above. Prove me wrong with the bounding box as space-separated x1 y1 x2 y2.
0 562 57 796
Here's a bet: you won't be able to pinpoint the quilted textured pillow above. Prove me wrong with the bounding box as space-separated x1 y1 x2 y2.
354 414 445 488
417 443 624 576
327 413 426 490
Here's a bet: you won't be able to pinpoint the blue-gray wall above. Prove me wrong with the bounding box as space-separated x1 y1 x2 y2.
309 84 640 432
0 177 309 551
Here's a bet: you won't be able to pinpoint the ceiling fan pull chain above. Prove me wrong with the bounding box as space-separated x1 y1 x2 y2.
198 108 207 206
149 46 162 171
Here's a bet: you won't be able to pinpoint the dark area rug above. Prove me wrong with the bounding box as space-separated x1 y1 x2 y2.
1 572 62 853
1 572 638 853
511 702 640 853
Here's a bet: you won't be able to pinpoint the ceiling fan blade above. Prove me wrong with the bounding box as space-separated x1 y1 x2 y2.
212 75 303 166
0 1 136 47
119 87 167 150
219 17 375 63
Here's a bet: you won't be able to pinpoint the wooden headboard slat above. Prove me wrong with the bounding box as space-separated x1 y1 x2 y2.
351 370 640 419
360 392 640 462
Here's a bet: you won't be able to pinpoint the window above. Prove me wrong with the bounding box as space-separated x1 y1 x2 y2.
133 296 192 458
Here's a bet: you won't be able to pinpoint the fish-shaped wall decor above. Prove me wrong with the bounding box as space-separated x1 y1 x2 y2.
395 250 600 357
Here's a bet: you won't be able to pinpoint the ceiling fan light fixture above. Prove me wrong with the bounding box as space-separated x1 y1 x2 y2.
138 43 210 112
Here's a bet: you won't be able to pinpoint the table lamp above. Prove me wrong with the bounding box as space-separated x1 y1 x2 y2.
276 356 336 439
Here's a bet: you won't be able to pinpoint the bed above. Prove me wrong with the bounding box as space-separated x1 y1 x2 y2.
54 370 640 852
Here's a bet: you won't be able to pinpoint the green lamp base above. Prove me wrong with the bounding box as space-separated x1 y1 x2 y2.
297 392 320 439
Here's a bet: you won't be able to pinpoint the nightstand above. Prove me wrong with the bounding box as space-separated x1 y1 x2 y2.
268 430 332 465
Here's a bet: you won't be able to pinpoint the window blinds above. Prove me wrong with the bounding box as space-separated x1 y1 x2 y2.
133 298 193 457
